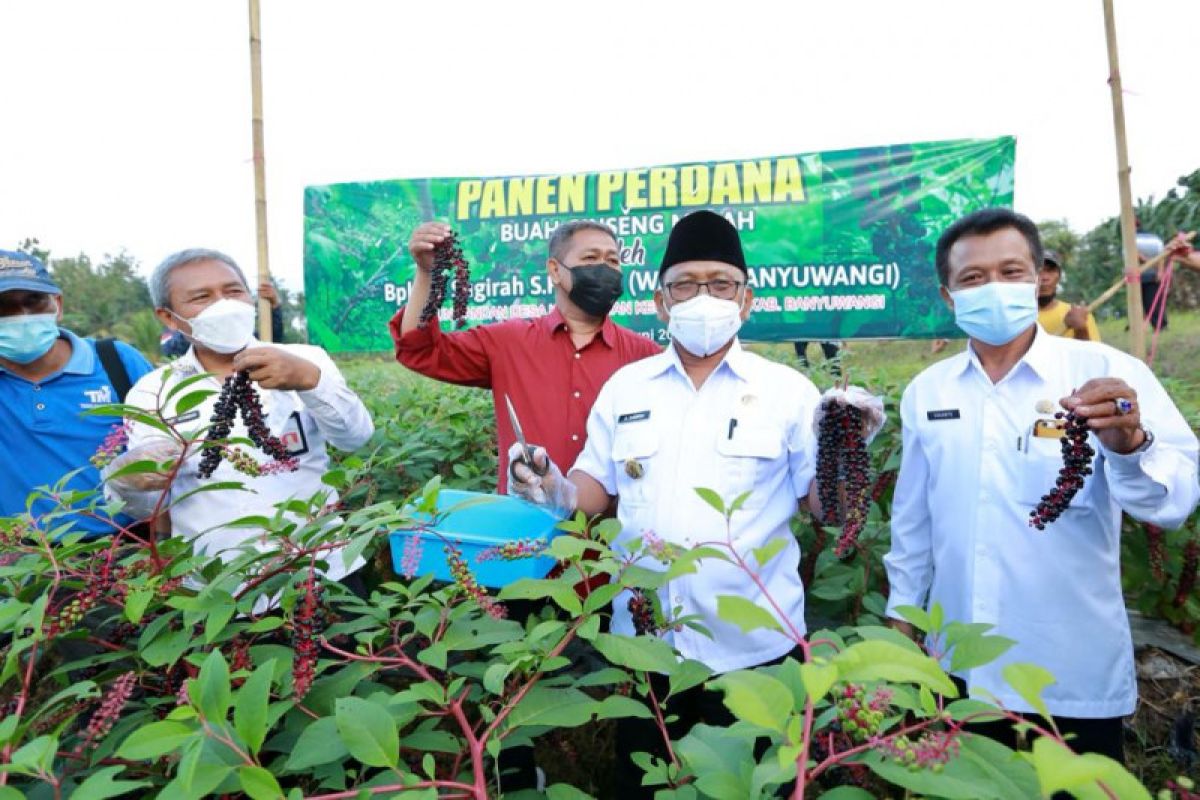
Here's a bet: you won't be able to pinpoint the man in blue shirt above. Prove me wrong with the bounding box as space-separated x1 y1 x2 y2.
0 249 153 538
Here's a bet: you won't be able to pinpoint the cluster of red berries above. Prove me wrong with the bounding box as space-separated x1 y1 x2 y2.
834 683 892 742
1029 412 1094 530
419 231 471 329
198 370 296 479
1165 776 1200 800
1174 539 1199 609
75 671 136 753
445 545 506 619
628 589 658 636
45 589 99 639
1146 524 1167 582
876 729 960 772
291 573 325 700
815 399 872 557
476 538 547 562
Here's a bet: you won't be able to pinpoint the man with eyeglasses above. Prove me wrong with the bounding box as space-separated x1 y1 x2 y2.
508 210 884 797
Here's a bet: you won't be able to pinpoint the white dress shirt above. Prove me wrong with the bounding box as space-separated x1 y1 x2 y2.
885 326 1199 717
123 343 375 580
572 340 821 674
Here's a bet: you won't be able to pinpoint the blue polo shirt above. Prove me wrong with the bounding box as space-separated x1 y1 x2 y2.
0 330 154 538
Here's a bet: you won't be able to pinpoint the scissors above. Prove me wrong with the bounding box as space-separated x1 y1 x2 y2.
505 394 548 480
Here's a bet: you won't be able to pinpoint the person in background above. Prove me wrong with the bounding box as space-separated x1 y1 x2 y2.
793 339 841 375
162 279 286 357
1037 249 1100 341
0 249 153 538
885 208 1199 765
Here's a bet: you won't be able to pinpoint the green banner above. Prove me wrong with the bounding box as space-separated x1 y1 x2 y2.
303 137 1014 352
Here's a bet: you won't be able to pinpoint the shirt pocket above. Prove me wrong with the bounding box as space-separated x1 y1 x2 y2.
715 423 784 510
611 425 659 506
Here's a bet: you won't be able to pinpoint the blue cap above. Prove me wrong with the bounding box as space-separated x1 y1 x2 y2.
0 250 61 296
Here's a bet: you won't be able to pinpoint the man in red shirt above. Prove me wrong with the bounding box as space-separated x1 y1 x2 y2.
390 220 660 491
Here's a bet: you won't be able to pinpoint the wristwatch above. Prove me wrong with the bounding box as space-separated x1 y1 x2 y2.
1132 426 1155 453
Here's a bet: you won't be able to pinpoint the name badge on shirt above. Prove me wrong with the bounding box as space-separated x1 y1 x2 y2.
278 411 310 456
618 410 651 424
926 409 961 421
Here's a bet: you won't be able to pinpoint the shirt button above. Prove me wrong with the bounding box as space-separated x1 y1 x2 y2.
573 391 581 399
570 434 579 442
32 386 41 392
35 403 45 411
574 352 581 360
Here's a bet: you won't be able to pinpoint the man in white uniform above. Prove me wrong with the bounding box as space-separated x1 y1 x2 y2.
885 208 1199 762
108 249 374 594
510 210 882 796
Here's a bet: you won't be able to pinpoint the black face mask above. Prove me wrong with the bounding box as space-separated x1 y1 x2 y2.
563 263 624 317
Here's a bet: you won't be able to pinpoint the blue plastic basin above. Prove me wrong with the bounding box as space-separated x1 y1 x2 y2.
388 490 563 588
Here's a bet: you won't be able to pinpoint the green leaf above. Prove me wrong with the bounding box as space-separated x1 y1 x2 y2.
949 634 1016 673
123 588 154 624
238 765 285 800
174 388 218 416
799 662 838 703
192 648 232 722
890 604 932 632
693 487 726 516
69 765 151 800
594 694 654 720
498 577 582 614
8 735 56 774
335 696 399 769
751 538 788 569
833 640 958 697
815 788 875 799
716 595 784 635
1029 736 1149 800
591 633 678 674
506 687 598 728
668 659 713 697
483 662 514 696
116 720 195 759
711 670 794 733
284 716 347 770
234 659 274 755
1001 663 1054 723
546 784 596 800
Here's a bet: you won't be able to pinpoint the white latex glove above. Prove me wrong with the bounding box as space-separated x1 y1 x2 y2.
814 386 887 444
505 442 577 518
103 440 184 519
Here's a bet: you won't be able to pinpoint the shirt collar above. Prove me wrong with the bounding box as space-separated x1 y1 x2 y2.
60 329 95 375
961 324 1054 382
656 338 752 383
540 306 617 348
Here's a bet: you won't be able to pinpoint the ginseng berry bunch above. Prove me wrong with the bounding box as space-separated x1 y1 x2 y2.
1028 411 1093 529
418 230 472 329
198 370 298 478
815 398 873 557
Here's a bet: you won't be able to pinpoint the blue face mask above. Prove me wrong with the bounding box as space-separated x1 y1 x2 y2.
949 281 1038 346
0 313 60 364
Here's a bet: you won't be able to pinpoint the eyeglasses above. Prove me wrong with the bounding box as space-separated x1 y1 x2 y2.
663 279 744 302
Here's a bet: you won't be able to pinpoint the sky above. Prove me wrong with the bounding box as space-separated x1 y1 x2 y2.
2 0 1198 294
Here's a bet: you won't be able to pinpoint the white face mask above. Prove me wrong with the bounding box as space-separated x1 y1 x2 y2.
948 281 1038 346
666 293 745 357
175 298 257 354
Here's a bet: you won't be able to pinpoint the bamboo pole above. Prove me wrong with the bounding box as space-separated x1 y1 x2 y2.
1102 0 1145 360
1086 244 1175 314
249 0 272 342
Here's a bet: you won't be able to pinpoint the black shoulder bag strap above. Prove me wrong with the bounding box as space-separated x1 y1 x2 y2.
95 338 133 403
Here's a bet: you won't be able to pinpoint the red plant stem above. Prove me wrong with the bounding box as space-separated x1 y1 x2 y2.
645 673 681 771
0 639 41 784
791 696 816 800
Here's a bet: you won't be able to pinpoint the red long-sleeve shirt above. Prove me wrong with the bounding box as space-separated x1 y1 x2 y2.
390 307 660 491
